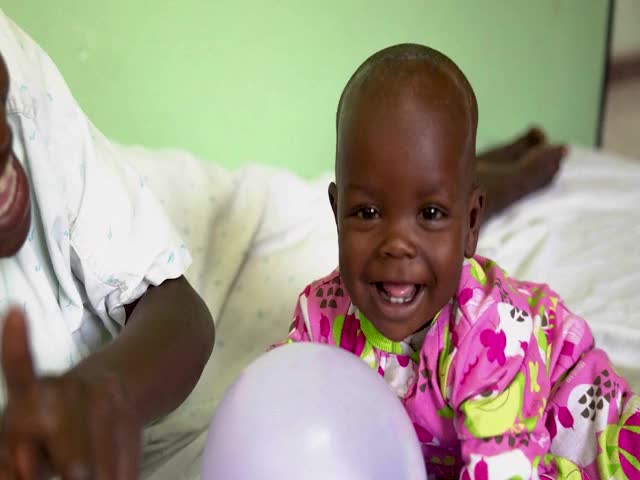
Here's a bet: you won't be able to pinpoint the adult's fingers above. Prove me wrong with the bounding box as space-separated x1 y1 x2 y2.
14 442 51 480
113 414 141 480
0 435 17 480
2 377 91 480
89 386 117 480
1 309 36 399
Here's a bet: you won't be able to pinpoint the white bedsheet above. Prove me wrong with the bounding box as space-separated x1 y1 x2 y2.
124 144 639 479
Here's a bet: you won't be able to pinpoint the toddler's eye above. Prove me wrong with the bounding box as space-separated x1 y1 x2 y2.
356 207 380 220
421 206 445 221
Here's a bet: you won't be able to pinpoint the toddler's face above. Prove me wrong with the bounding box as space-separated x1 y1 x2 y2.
331 86 481 341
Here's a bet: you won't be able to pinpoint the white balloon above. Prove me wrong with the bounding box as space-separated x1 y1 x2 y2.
201 342 426 480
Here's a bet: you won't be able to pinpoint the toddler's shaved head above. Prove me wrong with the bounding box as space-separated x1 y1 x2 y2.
335 43 478 186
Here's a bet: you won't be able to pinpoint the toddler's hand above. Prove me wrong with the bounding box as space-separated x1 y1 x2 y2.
0 309 142 479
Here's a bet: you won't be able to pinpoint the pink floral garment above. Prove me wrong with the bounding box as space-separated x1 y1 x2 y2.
281 255 640 480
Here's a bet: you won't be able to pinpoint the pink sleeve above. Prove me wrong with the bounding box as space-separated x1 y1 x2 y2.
287 292 312 342
271 277 343 348
442 303 547 478
267 293 311 350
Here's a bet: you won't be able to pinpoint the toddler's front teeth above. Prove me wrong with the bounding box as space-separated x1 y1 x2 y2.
389 296 411 304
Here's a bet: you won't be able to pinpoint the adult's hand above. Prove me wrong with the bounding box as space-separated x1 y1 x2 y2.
0 309 142 479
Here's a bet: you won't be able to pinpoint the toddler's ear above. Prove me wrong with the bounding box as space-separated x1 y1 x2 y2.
328 182 338 225
464 187 484 258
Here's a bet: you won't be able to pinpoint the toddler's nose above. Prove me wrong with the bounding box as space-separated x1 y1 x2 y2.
379 225 417 260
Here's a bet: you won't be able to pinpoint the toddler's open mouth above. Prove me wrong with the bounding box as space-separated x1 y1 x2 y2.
375 282 423 305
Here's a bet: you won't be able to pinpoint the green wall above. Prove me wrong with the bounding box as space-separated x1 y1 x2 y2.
2 1 609 177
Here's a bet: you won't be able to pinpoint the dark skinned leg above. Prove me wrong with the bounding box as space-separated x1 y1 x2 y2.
477 128 567 221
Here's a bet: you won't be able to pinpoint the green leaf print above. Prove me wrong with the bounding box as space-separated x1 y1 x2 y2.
462 372 526 438
332 315 345 346
468 258 487 286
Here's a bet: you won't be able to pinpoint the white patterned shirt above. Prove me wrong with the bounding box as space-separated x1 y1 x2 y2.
0 11 191 404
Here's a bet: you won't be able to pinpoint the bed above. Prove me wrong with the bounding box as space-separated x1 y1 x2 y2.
121 143 639 479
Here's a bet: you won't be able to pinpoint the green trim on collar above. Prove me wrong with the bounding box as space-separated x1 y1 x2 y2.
357 310 404 355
